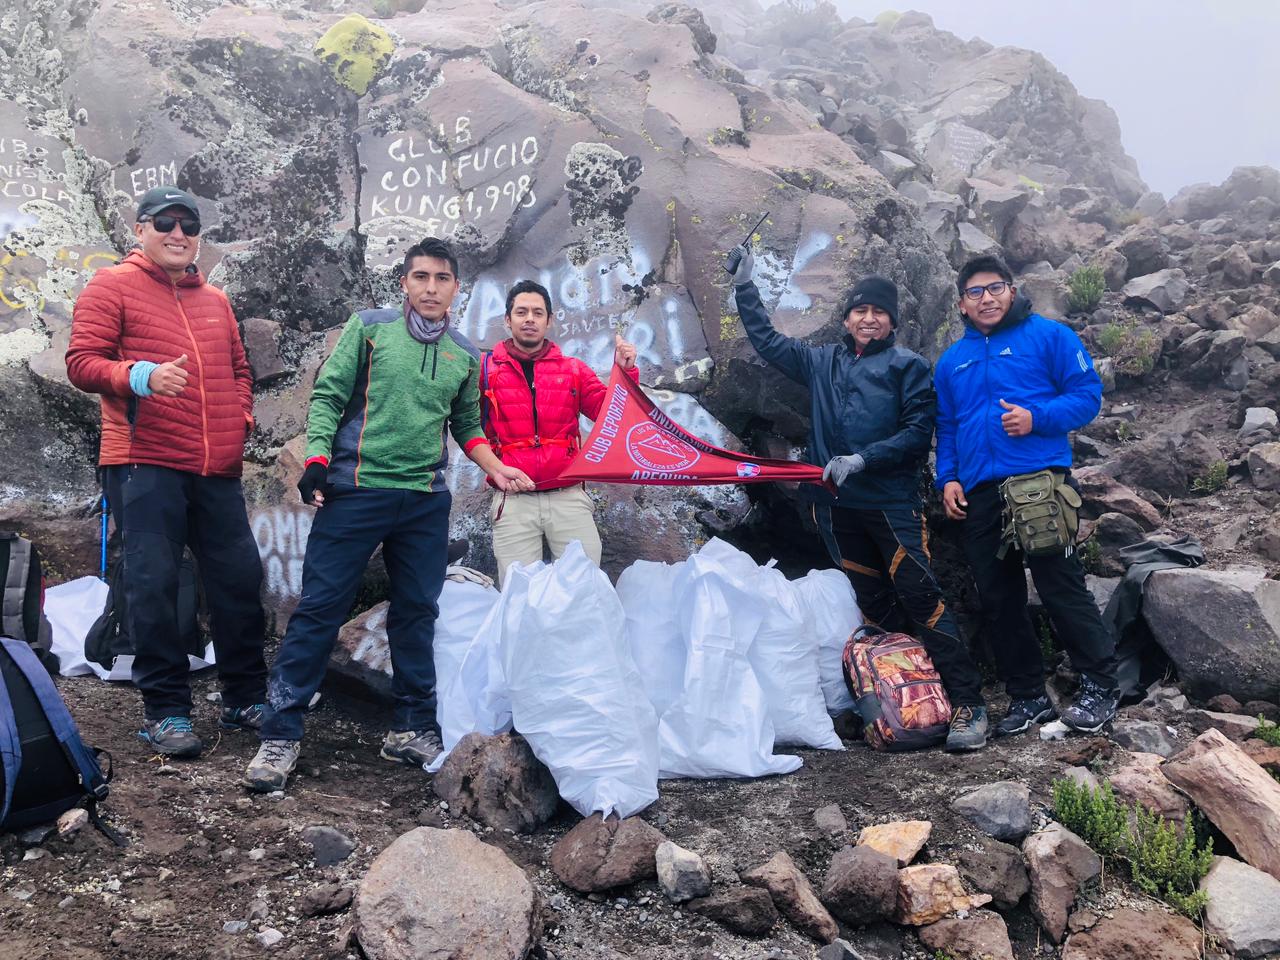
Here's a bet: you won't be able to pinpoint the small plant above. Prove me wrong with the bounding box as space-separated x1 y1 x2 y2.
1067 265 1107 313
1052 779 1216 918
1191 460 1229 495
1053 779 1130 857
1095 321 1160 377
1256 716 1280 747
1036 616 1057 660
1129 807 1214 918
1079 537 1103 575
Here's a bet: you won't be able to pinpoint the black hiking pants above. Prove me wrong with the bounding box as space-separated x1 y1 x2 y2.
104 464 267 721
958 482 1117 700
826 504 985 708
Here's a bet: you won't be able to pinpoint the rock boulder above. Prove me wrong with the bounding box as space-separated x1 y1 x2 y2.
354 827 540 960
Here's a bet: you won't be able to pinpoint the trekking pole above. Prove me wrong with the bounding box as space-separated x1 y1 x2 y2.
99 494 109 581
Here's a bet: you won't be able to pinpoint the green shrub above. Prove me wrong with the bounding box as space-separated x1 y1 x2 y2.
1191 460 1229 495
1052 778 1215 918
1095 321 1159 377
1129 807 1214 918
1256 717 1280 747
1079 537 1103 575
1053 779 1130 857
1067 265 1107 313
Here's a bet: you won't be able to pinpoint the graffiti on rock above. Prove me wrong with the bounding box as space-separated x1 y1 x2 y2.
251 505 313 603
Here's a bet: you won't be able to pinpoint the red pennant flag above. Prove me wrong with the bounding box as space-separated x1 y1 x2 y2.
550 363 828 488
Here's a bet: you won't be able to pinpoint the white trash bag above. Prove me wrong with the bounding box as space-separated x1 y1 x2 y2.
429 576 500 753
793 569 862 717
658 538 802 779
45 575 215 680
750 563 842 750
616 559 687 718
428 567 535 772
500 543 660 818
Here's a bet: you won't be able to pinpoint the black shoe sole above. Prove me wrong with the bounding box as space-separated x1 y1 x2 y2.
1060 714 1115 734
944 737 989 752
993 707 1057 738
138 732 202 759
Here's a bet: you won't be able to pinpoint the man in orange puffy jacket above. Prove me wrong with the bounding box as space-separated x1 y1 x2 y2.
481 279 639 584
66 186 266 760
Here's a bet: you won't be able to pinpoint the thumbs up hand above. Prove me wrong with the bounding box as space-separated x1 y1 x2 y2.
999 398 1033 437
614 332 637 370
149 353 190 397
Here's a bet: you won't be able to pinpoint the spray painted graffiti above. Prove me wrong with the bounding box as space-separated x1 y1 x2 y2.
455 247 703 374
363 116 539 240
251 505 313 603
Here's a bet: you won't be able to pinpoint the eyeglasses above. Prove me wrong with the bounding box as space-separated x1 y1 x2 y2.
142 215 201 236
963 281 1010 301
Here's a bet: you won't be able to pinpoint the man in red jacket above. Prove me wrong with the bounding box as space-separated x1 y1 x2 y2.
482 279 638 584
66 186 266 759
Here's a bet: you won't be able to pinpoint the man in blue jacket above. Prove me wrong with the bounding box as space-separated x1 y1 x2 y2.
936 255 1118 736
731 245 989 752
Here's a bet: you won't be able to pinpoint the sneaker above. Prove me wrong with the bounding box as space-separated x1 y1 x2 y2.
219 703 264 731
945 705 989 752
995 695 1057 738
139 716 202 758
1061 678 1118 733
380 729 443 768
243 739 301 793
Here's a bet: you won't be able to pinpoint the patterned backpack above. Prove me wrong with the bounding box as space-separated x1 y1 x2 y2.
842 625 952 752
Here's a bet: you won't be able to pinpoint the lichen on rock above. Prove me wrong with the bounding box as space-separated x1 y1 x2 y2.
314 14 395 97
563 142 642 267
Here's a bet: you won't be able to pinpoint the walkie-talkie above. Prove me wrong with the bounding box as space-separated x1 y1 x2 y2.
723 211 770 274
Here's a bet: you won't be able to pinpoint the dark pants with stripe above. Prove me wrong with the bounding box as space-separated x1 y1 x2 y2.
259 487 449 742
959 482 1117 700
104 464 267 721
827 504 985 708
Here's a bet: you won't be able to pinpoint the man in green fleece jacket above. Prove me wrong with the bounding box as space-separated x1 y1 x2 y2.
244 237 531 792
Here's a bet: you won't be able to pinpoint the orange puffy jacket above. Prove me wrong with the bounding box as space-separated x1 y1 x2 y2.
66 250 254 477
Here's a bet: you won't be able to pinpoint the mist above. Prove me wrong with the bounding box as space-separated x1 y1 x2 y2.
822 0 1280 200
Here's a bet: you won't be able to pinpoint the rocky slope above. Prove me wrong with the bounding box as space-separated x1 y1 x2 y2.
4 3 1280 960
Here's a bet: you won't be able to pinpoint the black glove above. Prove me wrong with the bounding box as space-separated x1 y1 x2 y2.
297 461 329 505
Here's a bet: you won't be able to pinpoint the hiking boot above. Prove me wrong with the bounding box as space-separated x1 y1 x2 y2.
1061 678 1118 733
380 729 443 768
219 703 264 731
139 716 202 759
995 695 1056 738
243 739 301 793
945 705 989 752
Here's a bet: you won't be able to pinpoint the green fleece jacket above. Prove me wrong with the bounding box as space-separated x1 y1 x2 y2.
305 307 485 493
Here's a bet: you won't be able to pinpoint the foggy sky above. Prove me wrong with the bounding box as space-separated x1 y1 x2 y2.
824 0 1280 199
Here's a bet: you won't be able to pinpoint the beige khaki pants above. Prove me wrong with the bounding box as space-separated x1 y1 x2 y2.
490 484 602 586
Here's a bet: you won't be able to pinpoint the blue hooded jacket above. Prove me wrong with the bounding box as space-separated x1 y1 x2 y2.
934 296 1102 491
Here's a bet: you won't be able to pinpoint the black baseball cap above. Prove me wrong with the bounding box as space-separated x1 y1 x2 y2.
137 186 200 220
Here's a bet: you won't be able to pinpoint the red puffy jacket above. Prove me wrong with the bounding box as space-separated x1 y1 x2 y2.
66 250 254 477
480 339 639 490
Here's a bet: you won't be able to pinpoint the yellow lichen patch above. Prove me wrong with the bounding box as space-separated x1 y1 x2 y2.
314 15 395 96
720 314 742 341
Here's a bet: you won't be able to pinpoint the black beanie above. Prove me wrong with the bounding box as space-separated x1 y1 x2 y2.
843 275 899 328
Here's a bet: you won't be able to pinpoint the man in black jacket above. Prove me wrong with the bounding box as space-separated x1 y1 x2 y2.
731 246 988 751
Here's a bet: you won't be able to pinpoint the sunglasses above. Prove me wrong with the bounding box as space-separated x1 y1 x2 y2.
963 281 1010 301
143 214 201 236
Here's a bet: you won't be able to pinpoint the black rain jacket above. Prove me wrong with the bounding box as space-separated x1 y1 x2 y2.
736 280 934 509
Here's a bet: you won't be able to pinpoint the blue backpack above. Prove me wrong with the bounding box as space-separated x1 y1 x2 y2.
0 636 122 844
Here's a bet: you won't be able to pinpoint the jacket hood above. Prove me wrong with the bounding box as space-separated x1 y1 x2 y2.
123 248 205 288
961 293 1033 337
491 337 565 364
